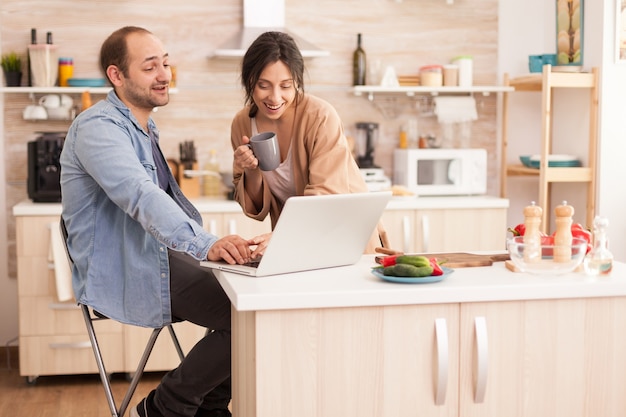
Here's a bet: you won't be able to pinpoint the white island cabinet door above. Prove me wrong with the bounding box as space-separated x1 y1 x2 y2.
233 303 460 417
459 298 626 417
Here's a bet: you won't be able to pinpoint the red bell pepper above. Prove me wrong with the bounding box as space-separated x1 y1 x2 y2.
429 257 444 276
380 255 400 267
571 223 592 254
507 223 526 237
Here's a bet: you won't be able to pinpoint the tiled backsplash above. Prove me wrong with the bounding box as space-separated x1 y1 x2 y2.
1 0 499 278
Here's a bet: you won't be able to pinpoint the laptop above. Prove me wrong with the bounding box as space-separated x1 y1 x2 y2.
201 191 392 277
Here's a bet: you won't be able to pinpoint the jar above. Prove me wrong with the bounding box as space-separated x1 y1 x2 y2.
419 65 443 87
451 55 473 87
442 64 459 86
58 57 73 87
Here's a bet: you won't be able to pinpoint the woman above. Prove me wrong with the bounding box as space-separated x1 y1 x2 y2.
231 31 385 254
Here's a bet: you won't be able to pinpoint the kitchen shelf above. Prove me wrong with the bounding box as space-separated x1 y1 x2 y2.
353 85 513 100
500 65 599 231
0 86 179 94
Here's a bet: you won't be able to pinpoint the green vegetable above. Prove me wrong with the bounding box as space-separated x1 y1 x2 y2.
395 255 430 268
383 263 434 277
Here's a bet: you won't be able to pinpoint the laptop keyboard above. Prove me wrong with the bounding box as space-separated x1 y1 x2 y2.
244 257 262 268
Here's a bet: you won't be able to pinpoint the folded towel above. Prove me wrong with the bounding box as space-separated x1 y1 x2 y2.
433 96 478 124
48 221 74 302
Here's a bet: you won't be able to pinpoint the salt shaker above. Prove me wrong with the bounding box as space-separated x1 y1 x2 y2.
583 216 613 276
523 201 542 263
553 201 573 263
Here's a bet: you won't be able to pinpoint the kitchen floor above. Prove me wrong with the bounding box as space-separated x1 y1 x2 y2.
0 346 161 416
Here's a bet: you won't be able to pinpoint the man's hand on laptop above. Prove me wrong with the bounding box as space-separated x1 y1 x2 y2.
207 235 255 264
249 232 272 259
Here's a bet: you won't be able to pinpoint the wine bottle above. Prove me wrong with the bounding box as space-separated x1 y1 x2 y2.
353 33 366 86
28 28 36 87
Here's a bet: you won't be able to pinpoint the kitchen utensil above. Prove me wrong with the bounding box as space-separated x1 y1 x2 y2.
248 132 280 171
371 266 453 284
375 250 510 268
23 104 48 120
519 154 581 168
67 78 107 87
355 122 379 169
507 236 587 275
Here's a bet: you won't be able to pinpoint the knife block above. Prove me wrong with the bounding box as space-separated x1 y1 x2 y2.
177 161 200 198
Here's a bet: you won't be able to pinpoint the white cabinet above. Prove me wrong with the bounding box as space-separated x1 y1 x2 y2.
201 212 271 238
460 298 626 417
239 297 626 417
14 206 267 381
380 207 507 253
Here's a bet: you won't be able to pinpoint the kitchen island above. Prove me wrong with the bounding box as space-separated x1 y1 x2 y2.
11 195 508 383
209 256 626 417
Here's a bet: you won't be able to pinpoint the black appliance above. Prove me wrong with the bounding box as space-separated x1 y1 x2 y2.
27 132 65 202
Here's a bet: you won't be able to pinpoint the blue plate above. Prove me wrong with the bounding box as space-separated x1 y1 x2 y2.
519 155 581 168
371 266 454 284
67 78 107 87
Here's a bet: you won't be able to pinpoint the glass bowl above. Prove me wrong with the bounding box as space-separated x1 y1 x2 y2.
507 236 587 275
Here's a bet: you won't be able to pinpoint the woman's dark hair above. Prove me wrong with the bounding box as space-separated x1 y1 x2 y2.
241 31 305 117
100 26 152 81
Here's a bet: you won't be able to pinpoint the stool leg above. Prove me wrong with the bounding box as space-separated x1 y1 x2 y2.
118 327 163 417
167 324 186 362
81 304 119 417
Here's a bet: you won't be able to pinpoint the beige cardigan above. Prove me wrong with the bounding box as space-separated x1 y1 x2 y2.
230 94 385 253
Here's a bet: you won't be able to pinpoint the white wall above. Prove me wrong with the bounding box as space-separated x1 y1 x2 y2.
499 0 626 261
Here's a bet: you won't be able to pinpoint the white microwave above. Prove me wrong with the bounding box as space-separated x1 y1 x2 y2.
393 148 487 196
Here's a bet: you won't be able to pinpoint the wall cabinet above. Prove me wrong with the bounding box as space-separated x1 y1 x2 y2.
380 206 507 253
500 65 598 232
244 297 626 417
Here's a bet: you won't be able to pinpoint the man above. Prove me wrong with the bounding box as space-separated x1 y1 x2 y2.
61 26 255 417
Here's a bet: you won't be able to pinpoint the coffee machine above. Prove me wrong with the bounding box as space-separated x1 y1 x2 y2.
355 122 391 191
27 132 65 202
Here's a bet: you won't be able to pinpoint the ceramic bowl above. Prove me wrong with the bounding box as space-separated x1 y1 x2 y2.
507 236 587 275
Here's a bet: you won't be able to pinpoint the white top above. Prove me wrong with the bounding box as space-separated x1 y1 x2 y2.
212 255 626 312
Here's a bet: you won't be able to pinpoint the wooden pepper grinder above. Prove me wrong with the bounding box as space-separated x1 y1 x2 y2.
553 201 574 263
523 201 543 263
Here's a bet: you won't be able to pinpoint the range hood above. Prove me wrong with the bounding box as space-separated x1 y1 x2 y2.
213 0 329 58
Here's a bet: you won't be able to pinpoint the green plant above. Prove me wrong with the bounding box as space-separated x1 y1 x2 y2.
1 52 22 73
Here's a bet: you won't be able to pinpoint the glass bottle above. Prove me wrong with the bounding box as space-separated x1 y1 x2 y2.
203 149 221 198
352 33 366 86
583 216 613 276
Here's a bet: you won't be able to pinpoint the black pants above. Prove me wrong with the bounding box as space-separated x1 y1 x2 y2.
152 250 231 417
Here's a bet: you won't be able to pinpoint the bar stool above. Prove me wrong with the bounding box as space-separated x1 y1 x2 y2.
60 219 185 417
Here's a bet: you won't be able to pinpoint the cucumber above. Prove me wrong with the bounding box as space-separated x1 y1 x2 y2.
384 263 434 277
395 255 430 268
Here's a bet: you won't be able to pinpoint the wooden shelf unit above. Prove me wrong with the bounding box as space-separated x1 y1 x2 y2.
500 65 599 232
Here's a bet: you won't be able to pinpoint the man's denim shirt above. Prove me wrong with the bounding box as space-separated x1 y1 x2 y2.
60 91 218 328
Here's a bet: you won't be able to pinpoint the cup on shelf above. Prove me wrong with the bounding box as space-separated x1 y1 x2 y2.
23 104 48 120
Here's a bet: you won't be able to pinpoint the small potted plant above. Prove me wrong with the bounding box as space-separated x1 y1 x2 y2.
1 52 23 87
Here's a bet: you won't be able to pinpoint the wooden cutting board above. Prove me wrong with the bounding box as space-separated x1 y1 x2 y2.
423 253 510 268
376 252 510 268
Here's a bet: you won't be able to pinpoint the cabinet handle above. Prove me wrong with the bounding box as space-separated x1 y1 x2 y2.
434 318 449 405
228 219 236 235
473 316 489 403
49 341 91 349
209 219 217 235
402 215 411 253
421 214 430 252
